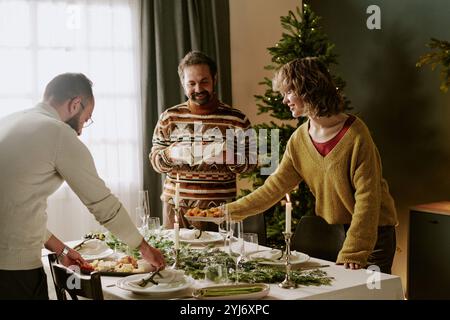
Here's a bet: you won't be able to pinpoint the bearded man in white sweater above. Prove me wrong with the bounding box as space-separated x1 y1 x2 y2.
0 73 165 299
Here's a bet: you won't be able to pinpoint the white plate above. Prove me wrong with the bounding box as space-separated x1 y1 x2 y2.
180 231 223 244
193 283 270 300
75 239 114 261
184 215 225 224
164 229 224 245
247 250 309 266
80 248 114 261
116 273 193 295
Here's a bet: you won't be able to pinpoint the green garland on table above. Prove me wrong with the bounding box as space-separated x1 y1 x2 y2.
95 232 333 287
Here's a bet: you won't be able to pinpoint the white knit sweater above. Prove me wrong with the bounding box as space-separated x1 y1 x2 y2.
0 103 142 270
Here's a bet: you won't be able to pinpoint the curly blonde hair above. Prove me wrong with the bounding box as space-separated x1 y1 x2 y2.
272 57 344 117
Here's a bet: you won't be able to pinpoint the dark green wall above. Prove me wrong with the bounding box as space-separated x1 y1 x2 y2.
309 0 450 289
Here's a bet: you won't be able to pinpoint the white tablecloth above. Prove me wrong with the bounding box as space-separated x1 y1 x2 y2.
43 238 404 300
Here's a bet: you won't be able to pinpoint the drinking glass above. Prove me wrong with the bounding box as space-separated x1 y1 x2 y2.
139 190 150 212
136 207 148 236
228 220 244 283
243 233 259 254
217 203 229 248
218 221 228 249
148 217 161 235
204 263 229 284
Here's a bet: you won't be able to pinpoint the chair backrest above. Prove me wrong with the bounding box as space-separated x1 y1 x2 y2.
47 253 104 300
243 214 267 246
291 215 346 262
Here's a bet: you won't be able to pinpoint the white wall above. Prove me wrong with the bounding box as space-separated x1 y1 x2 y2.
229 0 301 191
229 0 301 125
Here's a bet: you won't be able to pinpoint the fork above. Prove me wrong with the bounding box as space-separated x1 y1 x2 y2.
72 239 89 251
276 249 285 260
195 229 203 239
137 268 163 287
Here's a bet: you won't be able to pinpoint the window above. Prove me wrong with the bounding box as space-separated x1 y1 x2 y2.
0 0 142 240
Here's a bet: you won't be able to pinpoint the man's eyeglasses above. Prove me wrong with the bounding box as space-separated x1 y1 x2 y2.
79 101 94 128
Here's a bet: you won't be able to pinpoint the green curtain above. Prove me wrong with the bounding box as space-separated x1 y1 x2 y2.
138 0 231 219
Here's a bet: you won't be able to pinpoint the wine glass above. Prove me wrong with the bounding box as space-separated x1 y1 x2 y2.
243 232 259 254
148 217 161 235
136 207 148 236
218 220 228 249
204 263 229 284
217 203 229 248
137 190 151 236
228 220 245 283
138 190 150 216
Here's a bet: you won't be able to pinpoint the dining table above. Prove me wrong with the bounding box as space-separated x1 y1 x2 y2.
41 231 404 300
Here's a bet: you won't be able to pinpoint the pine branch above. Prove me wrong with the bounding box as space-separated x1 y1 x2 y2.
417 38 450 93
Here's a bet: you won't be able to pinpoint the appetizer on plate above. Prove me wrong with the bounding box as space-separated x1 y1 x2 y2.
184 207 226 224
186 207 224 218
79 261 96 273
82 255 150 274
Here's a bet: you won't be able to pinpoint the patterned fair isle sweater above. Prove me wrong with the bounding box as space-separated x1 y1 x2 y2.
150 100 256 209
227 115 398 267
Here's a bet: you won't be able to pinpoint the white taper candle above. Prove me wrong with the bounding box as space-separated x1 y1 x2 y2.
285 194 292 233
175 173 180 209
174 222 180 250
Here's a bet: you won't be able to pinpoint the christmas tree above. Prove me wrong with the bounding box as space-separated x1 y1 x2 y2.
416 38 450 93
239 3 351 247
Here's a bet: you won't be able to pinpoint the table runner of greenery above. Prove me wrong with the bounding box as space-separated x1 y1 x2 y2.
92 232 333 286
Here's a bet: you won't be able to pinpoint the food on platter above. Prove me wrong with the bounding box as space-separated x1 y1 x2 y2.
82 255 150 275
186 207 224 218
79 261 96 273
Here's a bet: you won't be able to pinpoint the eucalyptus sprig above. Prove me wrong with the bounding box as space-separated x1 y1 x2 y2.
92 232 333 286
229 260 333 286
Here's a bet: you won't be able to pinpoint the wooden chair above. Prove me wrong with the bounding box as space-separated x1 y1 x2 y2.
291 215 346 262
47 253 104 300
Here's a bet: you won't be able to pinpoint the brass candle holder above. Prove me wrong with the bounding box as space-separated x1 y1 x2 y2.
279 231 298 289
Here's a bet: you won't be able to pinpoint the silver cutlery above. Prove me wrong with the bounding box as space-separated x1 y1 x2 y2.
137 268 163 287
72 239 89 251
276 250 284 260
195 229 203 239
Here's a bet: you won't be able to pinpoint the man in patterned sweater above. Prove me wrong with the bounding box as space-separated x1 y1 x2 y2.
150 51 257 228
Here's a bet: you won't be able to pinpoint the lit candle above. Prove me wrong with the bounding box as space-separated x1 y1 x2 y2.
285 194 292 233
175 173 180 210
174 214 180 250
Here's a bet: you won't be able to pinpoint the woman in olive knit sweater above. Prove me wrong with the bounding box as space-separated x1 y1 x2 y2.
225 57 398 274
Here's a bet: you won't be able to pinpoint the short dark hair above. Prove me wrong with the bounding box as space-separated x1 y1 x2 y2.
272 57 344 117
178 51 217 81
43 73 93 104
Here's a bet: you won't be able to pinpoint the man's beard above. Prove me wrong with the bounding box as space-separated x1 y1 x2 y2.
190 91 212 105
65 109 82 135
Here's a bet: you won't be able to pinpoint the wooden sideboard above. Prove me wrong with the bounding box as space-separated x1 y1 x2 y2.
408 201 450 299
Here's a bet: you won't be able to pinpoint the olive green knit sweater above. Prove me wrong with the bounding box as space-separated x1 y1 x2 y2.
227 116 397 266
